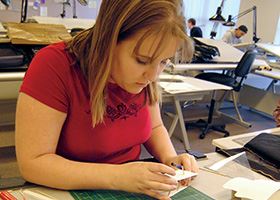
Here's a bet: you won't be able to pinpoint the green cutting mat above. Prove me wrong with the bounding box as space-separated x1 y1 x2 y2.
70 186 213 200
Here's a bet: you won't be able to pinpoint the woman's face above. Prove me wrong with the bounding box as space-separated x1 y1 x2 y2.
110 32 179 94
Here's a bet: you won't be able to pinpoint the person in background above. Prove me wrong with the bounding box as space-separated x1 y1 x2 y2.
15 0 198 199
187 18 203 38
222 25 248 45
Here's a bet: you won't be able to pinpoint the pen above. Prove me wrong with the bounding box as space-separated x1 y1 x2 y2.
171 162 184 174
171 162 183 169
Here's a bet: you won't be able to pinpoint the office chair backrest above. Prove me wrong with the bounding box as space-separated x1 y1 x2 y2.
232 50 256 92
235 50 256 78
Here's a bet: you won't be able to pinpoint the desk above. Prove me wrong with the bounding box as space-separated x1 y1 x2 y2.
212 127 280 150
0 72 231 150
177 38 268 73
166 59 268 75
257 43 280 58
253 68 280 81
160 74 232 150
6 152 279 200
194 38 243 63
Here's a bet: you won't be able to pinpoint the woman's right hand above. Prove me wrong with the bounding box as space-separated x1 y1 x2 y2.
114 162 178 199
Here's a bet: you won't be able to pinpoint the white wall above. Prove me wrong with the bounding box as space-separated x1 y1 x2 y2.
238 0 280 43
0 0 101 22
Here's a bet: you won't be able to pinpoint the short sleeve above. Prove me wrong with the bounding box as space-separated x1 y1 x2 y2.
20 44 70 113
222 32 231 43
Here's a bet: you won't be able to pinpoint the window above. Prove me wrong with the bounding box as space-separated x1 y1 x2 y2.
274 15 280 45
183 0 241 39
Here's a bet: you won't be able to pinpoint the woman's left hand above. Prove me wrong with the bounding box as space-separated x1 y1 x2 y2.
164 153 199 186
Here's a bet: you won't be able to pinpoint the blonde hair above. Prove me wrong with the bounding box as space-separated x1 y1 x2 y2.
66 0 193 126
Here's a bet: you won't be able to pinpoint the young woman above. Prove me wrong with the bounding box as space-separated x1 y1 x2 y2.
15 0 197 199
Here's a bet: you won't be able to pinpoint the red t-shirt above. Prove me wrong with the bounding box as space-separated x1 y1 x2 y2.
20 42 152 164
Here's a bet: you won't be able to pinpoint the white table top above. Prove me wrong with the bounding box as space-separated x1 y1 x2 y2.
212 127 280 150
192 38 269 68
173 63 237 71
172 59 268 72
257 43 280 57
194 38 243 63
0 72 25 82
159 74 232 94
253 68 280 80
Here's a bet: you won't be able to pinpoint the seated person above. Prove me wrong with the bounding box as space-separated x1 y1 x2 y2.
187 18 203 38
222 25 248 45
15 1 198 199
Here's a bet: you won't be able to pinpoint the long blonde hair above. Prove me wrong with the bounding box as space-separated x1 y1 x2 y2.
66 0 193 126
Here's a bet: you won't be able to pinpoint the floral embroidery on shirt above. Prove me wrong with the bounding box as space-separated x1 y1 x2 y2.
106 103 141 121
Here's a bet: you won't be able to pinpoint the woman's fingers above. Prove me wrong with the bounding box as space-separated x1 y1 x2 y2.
147 181 177 192
149 171 178 186
148 163 176 176
181 154 192 171
181 154 199 173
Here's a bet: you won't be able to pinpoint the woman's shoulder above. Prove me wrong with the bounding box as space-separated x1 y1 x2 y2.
31 42 75 75
36 42 72 62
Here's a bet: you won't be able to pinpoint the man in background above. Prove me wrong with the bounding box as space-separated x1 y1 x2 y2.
187 18 203 38
222 25 248 44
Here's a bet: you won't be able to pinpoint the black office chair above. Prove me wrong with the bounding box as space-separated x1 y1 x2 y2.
191 50 257 139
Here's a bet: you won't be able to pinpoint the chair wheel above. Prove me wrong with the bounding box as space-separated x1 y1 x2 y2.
199 134 205 139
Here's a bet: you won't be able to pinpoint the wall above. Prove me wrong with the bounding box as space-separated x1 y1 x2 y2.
238 0 280 43
0 0 101 22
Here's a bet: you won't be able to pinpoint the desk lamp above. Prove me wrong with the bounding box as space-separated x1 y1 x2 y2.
223 6 260 43
209 0 226 39
209 6 226 22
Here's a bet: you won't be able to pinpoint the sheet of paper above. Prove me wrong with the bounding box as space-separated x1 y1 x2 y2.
166 169 197 181
208 152 245 171
159 82 200 94
223 177 280 200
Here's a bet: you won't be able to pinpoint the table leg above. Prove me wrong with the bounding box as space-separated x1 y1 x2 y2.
174 98 191 150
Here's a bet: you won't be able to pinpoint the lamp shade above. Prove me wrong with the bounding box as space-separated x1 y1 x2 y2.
223 15 236 26
209 7 226 22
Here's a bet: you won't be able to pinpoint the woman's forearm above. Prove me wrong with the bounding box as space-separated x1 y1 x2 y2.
144 126 177 164
19 154 121 190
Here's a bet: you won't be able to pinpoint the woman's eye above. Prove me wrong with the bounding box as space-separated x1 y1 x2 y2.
136 58 149 65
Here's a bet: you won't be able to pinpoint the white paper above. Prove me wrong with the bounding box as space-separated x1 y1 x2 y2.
159 82 200 94
166 169 197 181
223 177 280 200
208 152 245 171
